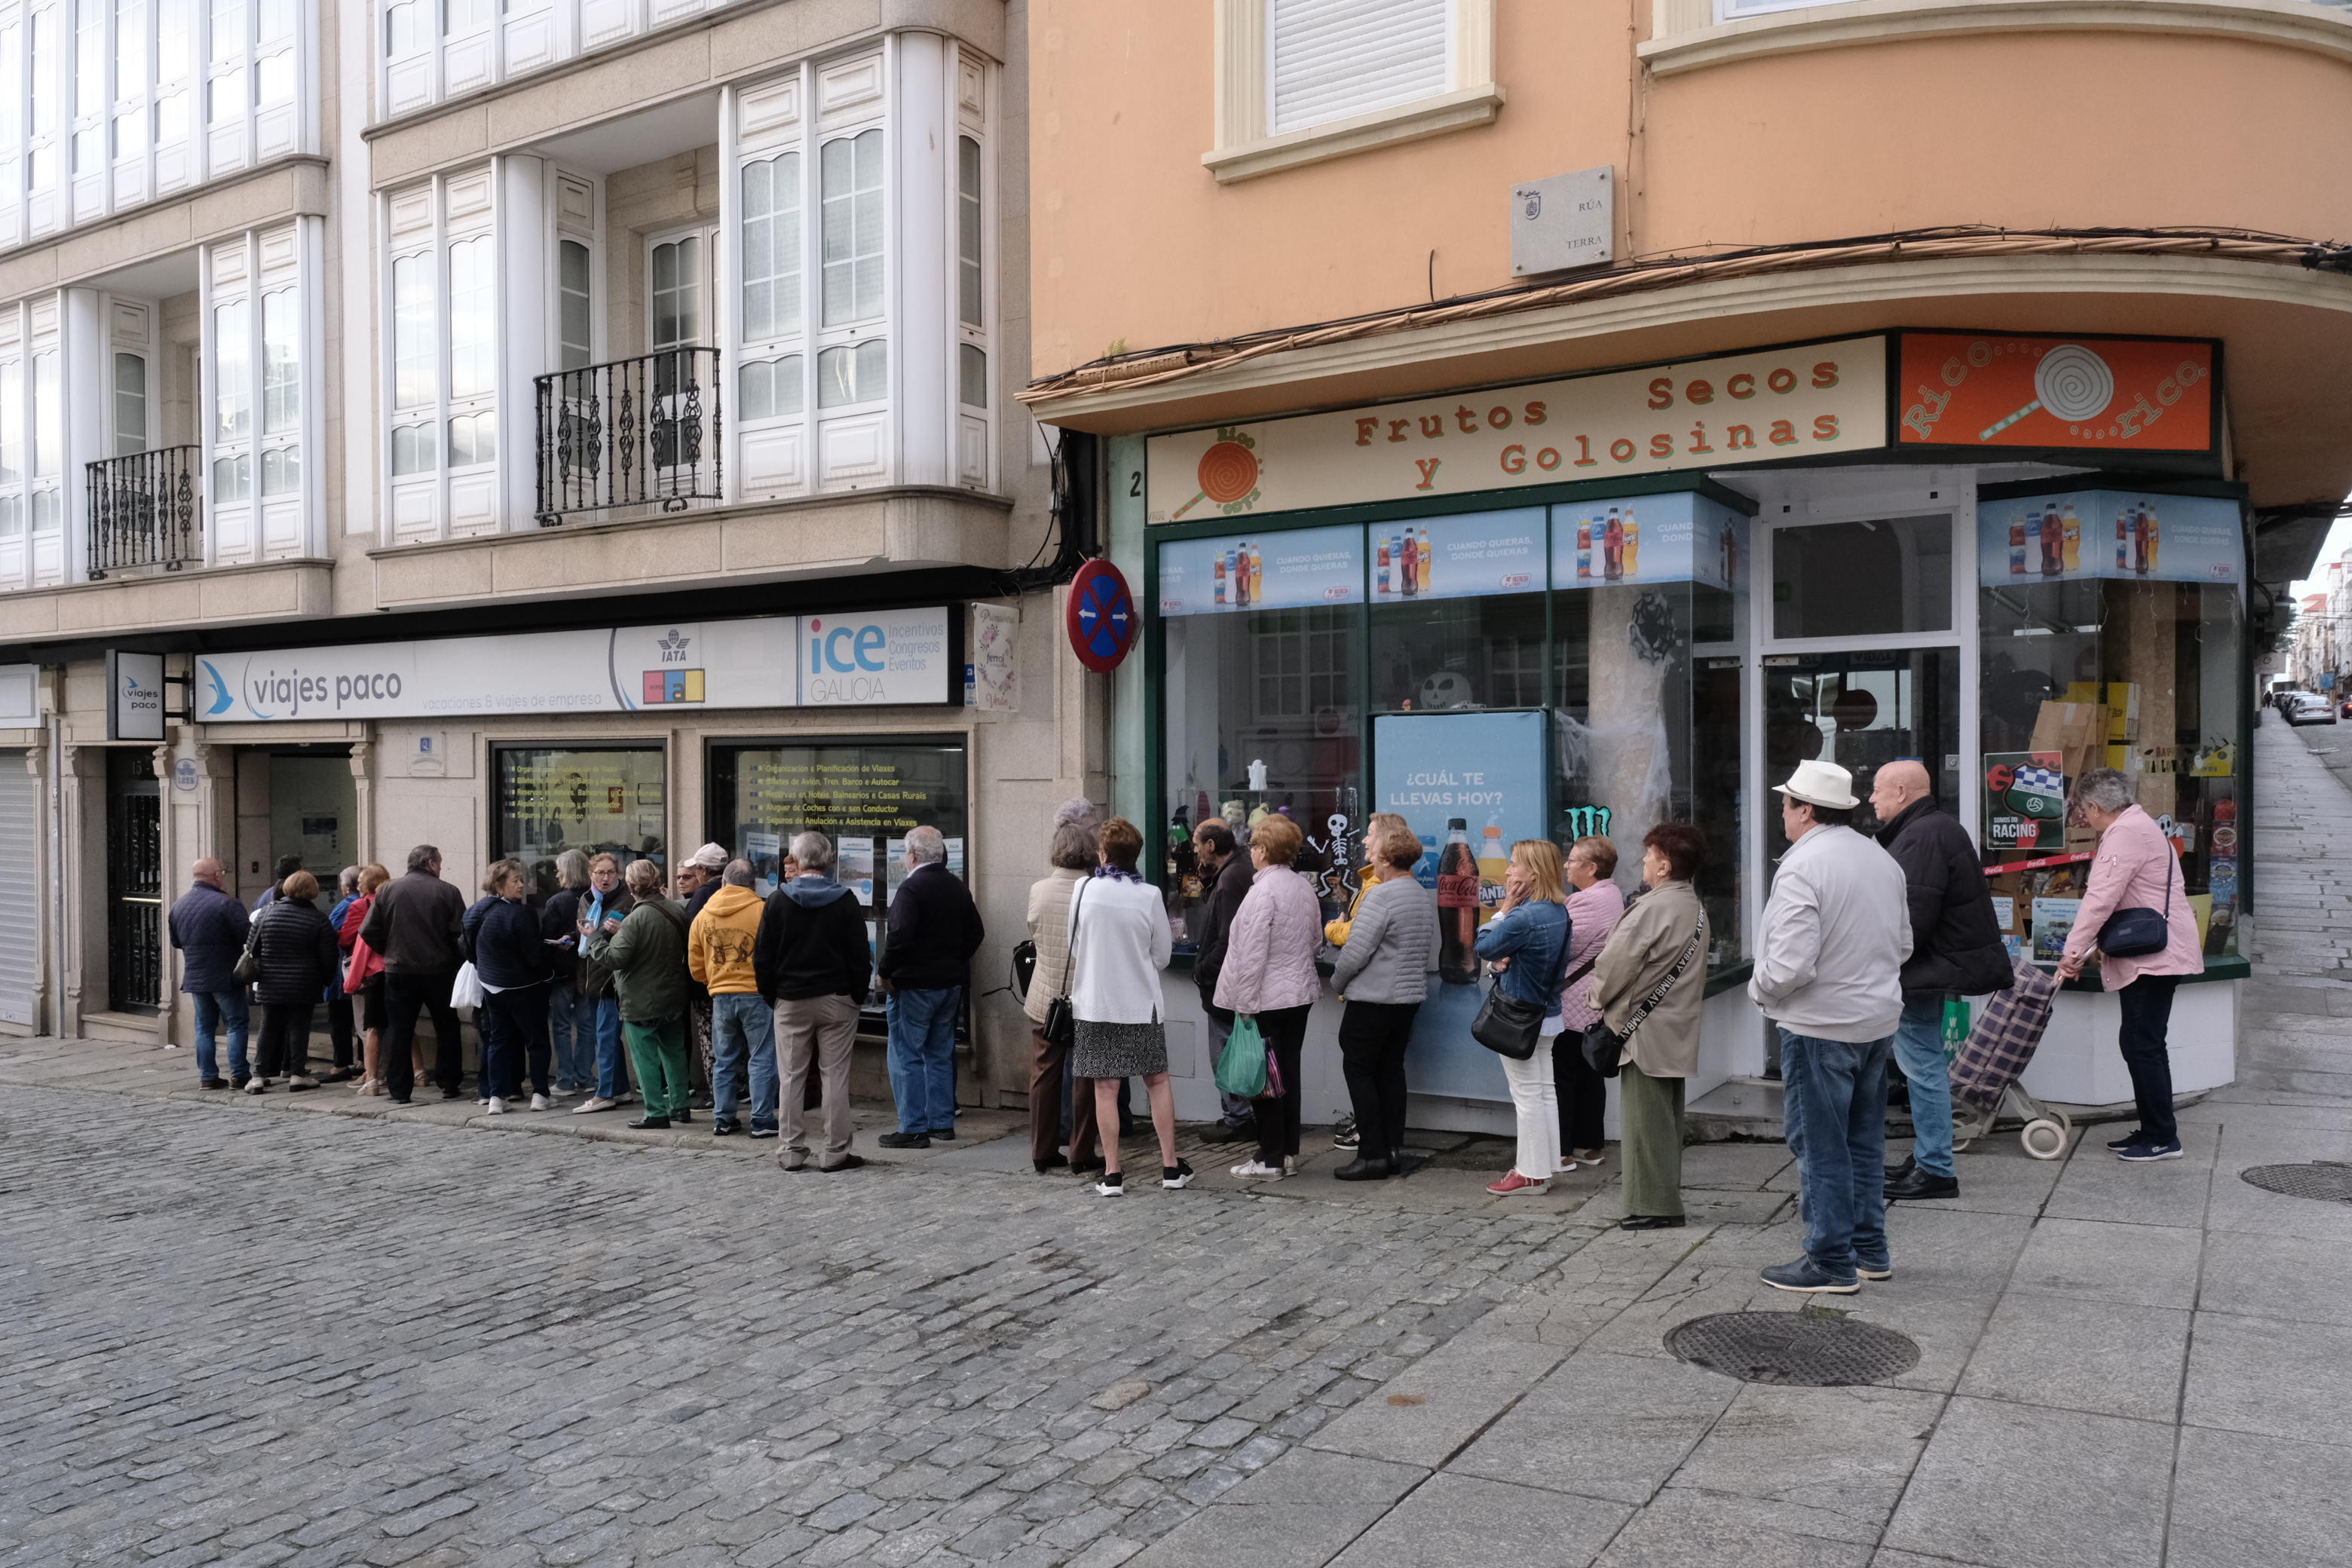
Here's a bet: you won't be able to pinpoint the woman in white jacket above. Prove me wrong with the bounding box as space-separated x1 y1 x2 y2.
1068 817 1192 1196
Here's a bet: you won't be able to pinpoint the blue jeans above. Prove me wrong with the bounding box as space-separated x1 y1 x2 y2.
192 989 250 1083
1779 1029 1893 1278
887 985 960 1134
711 992 779 1132
1892 999 1955 1179
593 995 629 1099
549 982 596 1092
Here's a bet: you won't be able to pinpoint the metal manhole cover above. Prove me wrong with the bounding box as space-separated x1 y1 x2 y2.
1665 1310 1920 1386
2240 1163 2352 1204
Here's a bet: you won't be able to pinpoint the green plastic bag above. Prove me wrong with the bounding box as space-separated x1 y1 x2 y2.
1942 996 1971 1064
1216 1014 1268 1098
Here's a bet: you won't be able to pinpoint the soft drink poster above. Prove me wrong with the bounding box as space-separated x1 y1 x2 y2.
1975 489 2241 590
1548 490 1747 593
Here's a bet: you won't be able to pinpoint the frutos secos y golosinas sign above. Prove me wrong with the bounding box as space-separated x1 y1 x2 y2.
188 608 952 723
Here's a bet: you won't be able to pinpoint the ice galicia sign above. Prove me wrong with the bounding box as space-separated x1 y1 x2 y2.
1146 337 1887 521
185 608 953 723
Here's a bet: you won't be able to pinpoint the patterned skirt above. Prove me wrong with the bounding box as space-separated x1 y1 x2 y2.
1072 1018 1168 1080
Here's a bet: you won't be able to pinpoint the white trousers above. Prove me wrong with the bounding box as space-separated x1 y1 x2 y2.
1502 1047 1560 1180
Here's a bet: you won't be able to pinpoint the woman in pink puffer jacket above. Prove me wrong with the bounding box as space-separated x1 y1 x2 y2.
1212 814 1324 1178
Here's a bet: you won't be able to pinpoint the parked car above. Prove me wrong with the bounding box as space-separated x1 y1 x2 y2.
2286 691 2339 726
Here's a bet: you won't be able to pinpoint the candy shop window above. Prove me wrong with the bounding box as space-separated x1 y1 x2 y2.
1976 486 2245 963
1158 523 1363 948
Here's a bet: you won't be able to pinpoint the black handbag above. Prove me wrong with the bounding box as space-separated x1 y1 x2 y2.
1470 909 1574 1061
1043 882 1086 1049
1583 915 1705 1079
2096 848 2174 960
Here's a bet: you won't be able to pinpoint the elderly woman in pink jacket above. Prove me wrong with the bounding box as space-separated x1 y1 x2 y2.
2056 768 2205 1162
1212 813 1323 1179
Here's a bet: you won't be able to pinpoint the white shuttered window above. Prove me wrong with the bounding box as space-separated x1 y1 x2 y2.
1268 0 1449 136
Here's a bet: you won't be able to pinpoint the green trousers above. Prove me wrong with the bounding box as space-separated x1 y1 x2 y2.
1619 1067 1687 1218
623 1016 692 1118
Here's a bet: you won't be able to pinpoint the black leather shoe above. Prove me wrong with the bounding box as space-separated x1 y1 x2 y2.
441 1086 465 1100
1034 1153 1070 1174
711 1119 741 1137
673 1108 694 1125
626 1116 672 1130
820 1154 868 1172
877 1131 930 1150
200 1078 229 1090
1885 1169 1959 1202
1620 1214 1688 1230
1885 1154 1916 1181
1332 1157 1395 1182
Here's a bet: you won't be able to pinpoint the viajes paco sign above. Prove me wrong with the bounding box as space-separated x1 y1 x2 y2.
1146 337 1888 522
184 608 954 723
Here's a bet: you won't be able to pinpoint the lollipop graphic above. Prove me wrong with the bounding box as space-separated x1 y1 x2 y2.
1169 439 1262 520
1979 344 2115 442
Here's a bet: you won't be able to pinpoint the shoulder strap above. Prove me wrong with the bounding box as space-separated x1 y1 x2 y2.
1060 879 1089 1000
650 900 691 940
1619 914 1707 1040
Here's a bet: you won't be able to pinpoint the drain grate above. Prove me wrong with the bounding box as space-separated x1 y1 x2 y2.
1665 1310 1921 1387
2240 1162 2352 1204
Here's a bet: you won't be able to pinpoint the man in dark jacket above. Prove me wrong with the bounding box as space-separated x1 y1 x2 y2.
168 857 251 1089
756 831 874 1171
359 844 470 1104
1190 819 1257 1141
1872 761 2015 1202
876 825 985 1148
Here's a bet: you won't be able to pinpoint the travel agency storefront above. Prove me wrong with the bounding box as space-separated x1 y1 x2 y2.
1118 331 2250 1135
89 601 1040 1083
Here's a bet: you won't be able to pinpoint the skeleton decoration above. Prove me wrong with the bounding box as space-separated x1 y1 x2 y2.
1307 812 1356 903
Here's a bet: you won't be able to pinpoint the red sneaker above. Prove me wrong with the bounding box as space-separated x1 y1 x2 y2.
1487 1171 1549 1196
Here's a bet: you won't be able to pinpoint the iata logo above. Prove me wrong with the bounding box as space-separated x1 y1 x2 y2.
641 629 704 704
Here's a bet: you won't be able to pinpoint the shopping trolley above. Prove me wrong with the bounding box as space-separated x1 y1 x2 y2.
1948 957 2072 1160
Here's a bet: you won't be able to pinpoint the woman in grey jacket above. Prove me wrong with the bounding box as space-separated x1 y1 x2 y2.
1328 822 1438 1181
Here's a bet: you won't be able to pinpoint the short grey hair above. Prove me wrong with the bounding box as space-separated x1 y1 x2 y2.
338 865 361 895
1050 817 1098 871
906 825 947 865
722 858 754 888
2075 767 2136 815
555 847 590 890
790 831 835 874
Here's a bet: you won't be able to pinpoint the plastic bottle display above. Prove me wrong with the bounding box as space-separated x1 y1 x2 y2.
1604 508 1624 580
1416 528 1433 595
2144 503 2159 574
1401 531 1419 597
1475 820 1509 923
2061 503 2081 572
1375 537 1390 596
1577 520 1592 579
1435 819 1480 985
1622 506 1640 577
2133 505 2149 575
2115 506 2130 571
2010 513 2027 576
1213 551 1227 606
2041 504 2063 575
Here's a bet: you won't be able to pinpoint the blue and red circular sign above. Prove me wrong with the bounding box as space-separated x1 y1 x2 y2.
1067 559 1138 673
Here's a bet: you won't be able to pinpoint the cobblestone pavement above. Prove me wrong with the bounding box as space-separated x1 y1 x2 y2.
2 709 2347 1566
0 1083 1591 1568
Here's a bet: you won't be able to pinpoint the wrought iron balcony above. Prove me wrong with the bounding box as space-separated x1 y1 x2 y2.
534 348 724 525
86 446 203 579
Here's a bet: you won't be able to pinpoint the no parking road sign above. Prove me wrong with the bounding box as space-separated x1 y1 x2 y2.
1067 559 1138 673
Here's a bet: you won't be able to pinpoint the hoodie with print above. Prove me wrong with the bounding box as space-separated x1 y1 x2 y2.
754 875 874 1006
689 884 766 996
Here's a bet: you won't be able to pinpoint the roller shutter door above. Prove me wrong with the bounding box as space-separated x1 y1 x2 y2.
0 757 38 1028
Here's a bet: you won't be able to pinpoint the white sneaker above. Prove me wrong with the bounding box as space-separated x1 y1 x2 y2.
243 1076 268 1095
529 1093 552 1112
289 1074 320 1090
486 1096 509 1115
573 1096 617 1114
1230 1159 1283 1178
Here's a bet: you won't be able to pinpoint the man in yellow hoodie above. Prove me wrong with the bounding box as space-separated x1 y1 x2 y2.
690 858 776 1138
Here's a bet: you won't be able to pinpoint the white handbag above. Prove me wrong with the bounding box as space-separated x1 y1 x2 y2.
450 960 485 1010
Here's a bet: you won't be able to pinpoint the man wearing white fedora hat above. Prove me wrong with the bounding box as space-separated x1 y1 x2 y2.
1750 758 1913 1294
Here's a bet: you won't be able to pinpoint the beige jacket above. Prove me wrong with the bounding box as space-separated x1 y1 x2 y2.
1589 880 1710 1079
1022 866 1089 1027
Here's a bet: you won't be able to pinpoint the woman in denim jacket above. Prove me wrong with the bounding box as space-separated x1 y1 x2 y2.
1475 840 1571 1195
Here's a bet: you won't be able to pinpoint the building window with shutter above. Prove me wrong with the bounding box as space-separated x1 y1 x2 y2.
1208 0 1499 183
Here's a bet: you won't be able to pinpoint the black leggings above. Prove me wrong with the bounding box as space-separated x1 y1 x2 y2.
1338 1000 1416 1162
1556 1029 1608 1151
257 1002 314 1079
1254 1004 1315 1166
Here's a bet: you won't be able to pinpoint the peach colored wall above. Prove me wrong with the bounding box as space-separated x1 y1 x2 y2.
1030 7 2352 375
1028 0 1637 375
1639 34 2352 255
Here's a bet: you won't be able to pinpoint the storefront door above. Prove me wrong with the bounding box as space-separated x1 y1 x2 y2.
106 748 162 1014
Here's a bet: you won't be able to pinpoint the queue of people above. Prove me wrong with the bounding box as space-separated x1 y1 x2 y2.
161 760 2199 1221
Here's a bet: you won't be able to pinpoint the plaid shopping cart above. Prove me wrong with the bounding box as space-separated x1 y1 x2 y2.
1947 956 2072 1159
